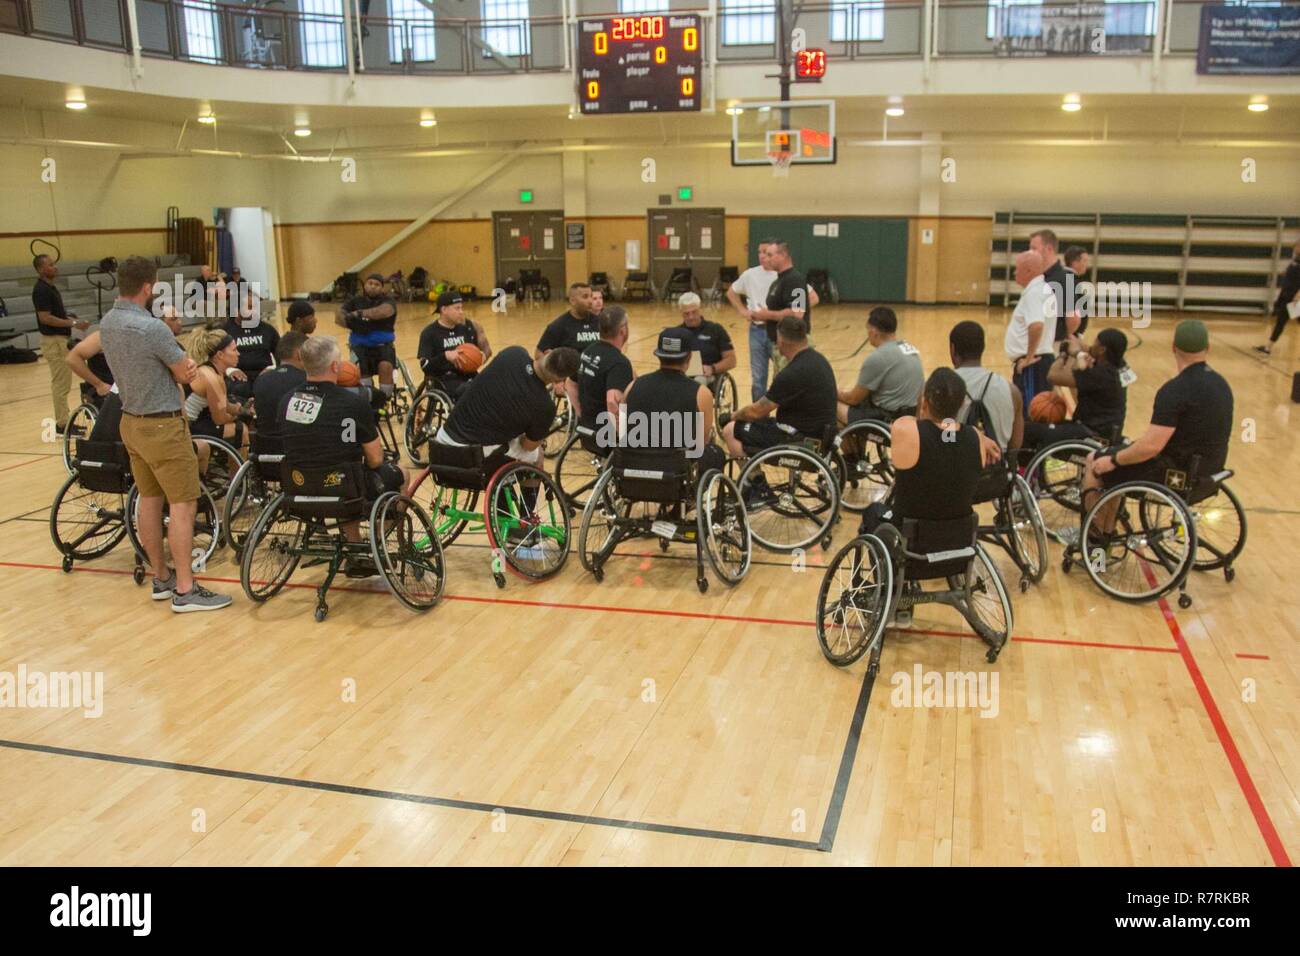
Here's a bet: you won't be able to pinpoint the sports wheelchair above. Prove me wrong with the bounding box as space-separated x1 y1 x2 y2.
406 442 571 588
543 392 575 460
1060 455 1246 608
578 447 750 593
62 400 103 475
403 379 455 467
831 417 897 514
50 437 142 579
815 513 1015 672
554 424 608 511
239 461 444 622
735 425 842 554
972 451 1048 593
222 432 285 556
707 371 739 424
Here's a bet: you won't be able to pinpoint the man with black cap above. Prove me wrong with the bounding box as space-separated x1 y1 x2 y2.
417 289 492 402
1035 327 1131 445
535 282 599 359
337 272 398 397
1082 319 1232 521
286 300 317 336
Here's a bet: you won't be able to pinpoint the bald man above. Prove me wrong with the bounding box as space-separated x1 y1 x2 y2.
1004 249 1058 407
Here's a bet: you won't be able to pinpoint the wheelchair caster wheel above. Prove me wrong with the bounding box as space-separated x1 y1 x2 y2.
61 555 73 574
1019 577 1030 593
493 572 506 589
986 648 999 664
592 568 604 583
1178 593 1192 610
697 577 708 594
1062 556 1073 573
132 565 145 585
659 538 670 552
1224 567 1235 583
315 605 328 622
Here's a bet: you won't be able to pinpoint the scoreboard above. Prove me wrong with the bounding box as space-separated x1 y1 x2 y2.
577 14 702 115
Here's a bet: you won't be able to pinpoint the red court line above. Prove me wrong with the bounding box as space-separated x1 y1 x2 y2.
1138 562 1292 867
0 457 48 474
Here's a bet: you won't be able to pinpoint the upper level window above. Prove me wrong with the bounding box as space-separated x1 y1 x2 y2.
988 1 1158 40
619 0 669 11
301 0 346 68
482 0 531 57
389 0 437 62
722 0 775 46
183 1 221 62
830 2 884 42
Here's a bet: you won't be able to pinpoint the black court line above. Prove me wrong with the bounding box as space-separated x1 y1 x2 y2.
0 506 51 526
0 660 874 854
0 450 59 458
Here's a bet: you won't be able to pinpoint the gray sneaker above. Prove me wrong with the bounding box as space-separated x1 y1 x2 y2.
151 569 177 601
171 583 233 613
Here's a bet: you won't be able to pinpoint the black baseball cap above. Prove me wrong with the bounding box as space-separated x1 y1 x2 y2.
286 300 315 322
436 289 464 310
365 272 385 283
654 327 694 360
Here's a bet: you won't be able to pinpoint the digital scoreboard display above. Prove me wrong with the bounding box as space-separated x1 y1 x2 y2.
577 15 702 115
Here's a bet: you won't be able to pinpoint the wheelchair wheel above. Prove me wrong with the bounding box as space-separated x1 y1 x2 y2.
1081 482 1195 603
834 420 894 514
369 493 445 612
696 469 750 585
816 534 893 667
554 432 605 511
543 394 574 460
125 484 222 573
712 373 739 424
738 445 840 553
239 493 306 602
49 472 128 561
61 403 100 475
407 468 478 547
578 468 625 577
952 544 1014 660
1026 439 1100 541
1184 483 1246 573
192 435 244 502
222 459 274 556
1005 474 1048 586
484 460 571 580
404 388 452 468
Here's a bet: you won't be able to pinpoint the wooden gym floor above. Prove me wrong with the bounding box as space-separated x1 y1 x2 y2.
0 300 1295 866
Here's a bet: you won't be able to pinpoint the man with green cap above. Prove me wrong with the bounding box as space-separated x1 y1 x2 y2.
1081 319 1233 520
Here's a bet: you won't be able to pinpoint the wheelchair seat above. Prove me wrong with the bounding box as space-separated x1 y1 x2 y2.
280 461 369 521
899 513 979 580
427 441 495 491
972 458 1015 504
1185 469 1233 506
73 439 133 495
249 433 286 482
611 446 693 504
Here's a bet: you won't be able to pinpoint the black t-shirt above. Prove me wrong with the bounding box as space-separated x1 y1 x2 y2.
343 293 397 335
254 364 306 436
1043 260 1070 342
33 279 69 336
1071 363 1126 437
1150 362 1234 474
577 340 634 430
765 267 813 341
682 319 734 366
418 320 480 377
277 380 378 469
537 311 600 354
87 350 113 385
766 347 837 437
224 318 280 376
445 345 556 446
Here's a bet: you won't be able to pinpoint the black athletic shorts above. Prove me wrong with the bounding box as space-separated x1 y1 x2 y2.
735 419 802 456
1099 454 1182 491
353 343 397 377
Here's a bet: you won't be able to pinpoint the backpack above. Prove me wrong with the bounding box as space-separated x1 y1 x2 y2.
0 346 39 364
961 371 1001 444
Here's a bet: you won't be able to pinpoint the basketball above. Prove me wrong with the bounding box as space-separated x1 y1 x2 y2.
454 343 485 373
1029 391 1068 424
337 360 361 387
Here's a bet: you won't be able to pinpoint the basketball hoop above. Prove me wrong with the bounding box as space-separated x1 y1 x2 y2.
767 150 793 178
764 129 799 178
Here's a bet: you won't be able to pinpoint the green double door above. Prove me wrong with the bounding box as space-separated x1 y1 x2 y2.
747 218 908 302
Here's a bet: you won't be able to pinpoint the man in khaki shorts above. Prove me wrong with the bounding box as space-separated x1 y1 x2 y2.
99 257 232 612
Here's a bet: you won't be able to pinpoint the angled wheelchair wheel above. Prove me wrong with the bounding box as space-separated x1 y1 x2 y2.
712 373 739 424
738 445 840 553
834 420 894 514
239 493 306 602
578 468 625 577
484 460 571 580
404 388 452 467
543 394 574 460
222 459 274 556
1006 474 1048 586
50 472 128 562
697 469 751 586
62 403 100 475
407 468 479 548
952 544 1014 661
816 535 893 667
1183 483 1246 573
369 493 445 612
192 435 244 502
1026 439 1100 542
126 484 222 574
555 432 605 512
1081 482 1196 603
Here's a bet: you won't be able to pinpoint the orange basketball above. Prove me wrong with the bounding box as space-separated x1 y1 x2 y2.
1029 391 1068 424
455 343 485 374
337 360 361 387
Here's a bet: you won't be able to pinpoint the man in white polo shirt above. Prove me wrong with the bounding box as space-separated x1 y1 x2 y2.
1004 249 1057 409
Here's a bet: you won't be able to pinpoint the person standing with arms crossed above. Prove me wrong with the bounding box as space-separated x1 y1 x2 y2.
99 257 232 612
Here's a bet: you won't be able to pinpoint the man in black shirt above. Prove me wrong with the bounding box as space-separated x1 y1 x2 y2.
286 299 317 335
575 306 634 445
1030 229 1079 343
1064 246 1091 337
749 240 813 377
436 345 582 468
32 254 89 432
1084 320 1233 525
253 332 308 437
223 311 280 394
417 290 492 402
1256 239 1300 354
720 316 837 459
337 273 398 397
535 282 599 358
676 292 736 388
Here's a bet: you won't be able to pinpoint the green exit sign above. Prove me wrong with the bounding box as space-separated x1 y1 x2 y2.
677 186 693 201
519 189 534 204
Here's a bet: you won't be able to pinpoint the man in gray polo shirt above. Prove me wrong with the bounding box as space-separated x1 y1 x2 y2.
99 257 231 613
837 307 925 425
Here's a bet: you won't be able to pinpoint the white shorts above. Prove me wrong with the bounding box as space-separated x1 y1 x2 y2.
434 426 541 466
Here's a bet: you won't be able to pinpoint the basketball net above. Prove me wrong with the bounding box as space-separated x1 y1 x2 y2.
767 150 792 178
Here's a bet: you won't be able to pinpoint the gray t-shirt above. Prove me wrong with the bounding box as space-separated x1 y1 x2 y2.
99 300 185 415
955 366 1016 450
855 339 924 412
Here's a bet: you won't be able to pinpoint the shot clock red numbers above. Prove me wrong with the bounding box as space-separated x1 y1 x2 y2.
795 48 827 81
577 14 703 114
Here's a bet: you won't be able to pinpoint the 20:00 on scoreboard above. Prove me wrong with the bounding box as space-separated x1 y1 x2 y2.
577 14 702 114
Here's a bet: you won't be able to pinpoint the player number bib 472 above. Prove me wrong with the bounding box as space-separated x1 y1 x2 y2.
286 393 322 425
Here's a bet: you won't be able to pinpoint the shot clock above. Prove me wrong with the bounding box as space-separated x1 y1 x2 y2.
577 14 703 114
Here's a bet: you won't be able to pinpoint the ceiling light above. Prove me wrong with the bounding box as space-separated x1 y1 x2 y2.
885 107 905 117
419 118 436 127
1248 96 1269 113
198 113 216 125
725 106 742 116
293 127 312 137
65 98 87 111
1061 102 1082 112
